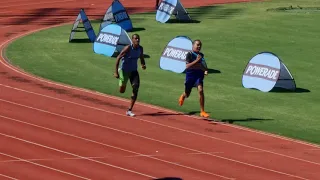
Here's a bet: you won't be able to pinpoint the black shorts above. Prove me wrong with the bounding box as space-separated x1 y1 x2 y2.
118 70 140 88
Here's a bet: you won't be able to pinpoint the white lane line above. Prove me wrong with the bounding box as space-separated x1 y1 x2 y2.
0 114 234 180
0 152 90 179
0 86 319 166
0 174 19 180
0 100 311 180
0 133 156 179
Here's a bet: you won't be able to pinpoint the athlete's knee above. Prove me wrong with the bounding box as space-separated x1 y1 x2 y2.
130 84 139 99
198 84 204 94
131 93 137 100
184 86 192 97
184 89 191 98
132 83 139 93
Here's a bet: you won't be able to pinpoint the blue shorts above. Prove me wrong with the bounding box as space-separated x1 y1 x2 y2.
185 71 204 94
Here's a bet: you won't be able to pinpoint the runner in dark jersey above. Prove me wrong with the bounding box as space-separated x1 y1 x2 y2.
114 34 146 117
178 39 209 118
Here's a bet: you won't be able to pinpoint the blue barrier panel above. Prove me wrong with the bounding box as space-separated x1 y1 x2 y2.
159 36 192 73
93 24 132 57
156 0 191 23
242 52 296 92
100 0 133 32
69 9 96 42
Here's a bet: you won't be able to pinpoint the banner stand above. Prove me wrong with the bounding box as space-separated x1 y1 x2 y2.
99 0 133 32
156 0 191 23
69 9 96 43
93 24 132 57
242 52 296 92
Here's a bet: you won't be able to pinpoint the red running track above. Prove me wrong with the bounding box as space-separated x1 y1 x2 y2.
0 0 319 179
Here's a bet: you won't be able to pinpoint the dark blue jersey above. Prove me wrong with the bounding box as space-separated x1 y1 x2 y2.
185 51 204 76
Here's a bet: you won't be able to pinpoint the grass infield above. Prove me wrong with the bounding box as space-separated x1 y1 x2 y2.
5 0 320 144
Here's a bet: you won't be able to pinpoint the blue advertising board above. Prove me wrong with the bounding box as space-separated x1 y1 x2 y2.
156 0 177 23
100 0 133 32
242 52 296 92
93 24 132 57
156 0 191 23
69 9 96 42
159 36 192 73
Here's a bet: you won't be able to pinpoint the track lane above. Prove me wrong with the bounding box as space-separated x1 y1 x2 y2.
0 77 319 165
0 99 317 179
0 132 158 180
0 151 89 180
0 116 235 180
0 173 18 180
0 84 319 165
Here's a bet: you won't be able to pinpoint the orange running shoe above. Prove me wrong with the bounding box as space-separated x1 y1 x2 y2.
179 95 185 106
200 111 210 118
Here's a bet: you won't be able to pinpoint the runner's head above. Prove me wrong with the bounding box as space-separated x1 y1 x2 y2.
192 39 202 53
132 34 140 47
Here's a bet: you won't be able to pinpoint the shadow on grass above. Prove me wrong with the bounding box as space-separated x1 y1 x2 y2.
182 68 221 74
187 5 244 20
69 38 92 43
220 118 274 124
111 51 150 58
166 19 201 24
270 87 311 93
129 27 146 32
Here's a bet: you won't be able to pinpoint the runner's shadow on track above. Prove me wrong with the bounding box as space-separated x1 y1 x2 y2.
152 177 183 180
140 111 184 116
186 111 201 115
219 118 274 124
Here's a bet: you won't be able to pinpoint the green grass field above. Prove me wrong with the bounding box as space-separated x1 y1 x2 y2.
5 0 320 144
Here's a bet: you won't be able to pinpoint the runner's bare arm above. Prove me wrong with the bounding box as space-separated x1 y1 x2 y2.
114 45 130 78
139 46 146 69
186 52 202 69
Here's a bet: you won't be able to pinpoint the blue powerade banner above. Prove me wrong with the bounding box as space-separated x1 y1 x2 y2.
93 24 132 57
100 0 133 32
242 52 296 92
69 9 96 42
160 36 192 73
156 0 177 23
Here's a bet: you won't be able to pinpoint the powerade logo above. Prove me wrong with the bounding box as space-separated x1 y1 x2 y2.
96 32 119 46
244 63 280 81
162 46 189 61
114 10 129 23
105 13 113 21
159 2 176 15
